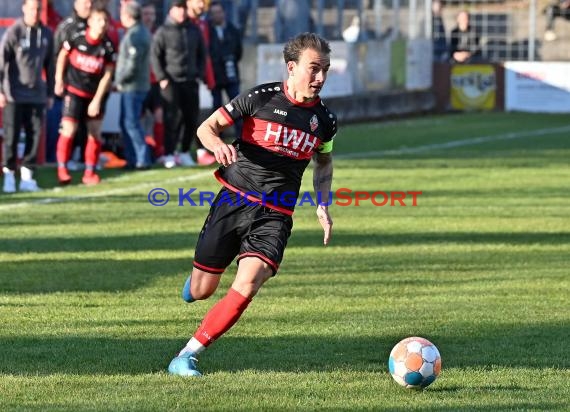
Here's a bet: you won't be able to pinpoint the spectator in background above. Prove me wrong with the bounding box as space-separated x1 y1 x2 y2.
449 10 479 63
208 1 242 137
54 4 116 186
141 1 165 162
50 0 92 169
274 0 314 43
544 0 570 41
342 15 360 43
432 0 448 62
116 1 152 170
151 0 206 169
187 0 217 166
237 0 252 39
46 0 63 33
0 0 54 193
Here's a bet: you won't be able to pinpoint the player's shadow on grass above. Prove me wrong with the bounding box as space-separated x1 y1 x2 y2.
0 257 191 294
1 321 567 376
288 230 570 247
0 233 198 254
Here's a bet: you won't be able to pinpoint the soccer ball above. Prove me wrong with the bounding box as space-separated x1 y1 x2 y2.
388 336 441 389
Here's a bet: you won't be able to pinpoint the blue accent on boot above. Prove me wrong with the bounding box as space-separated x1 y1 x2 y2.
182 275 194 303
168 352 202 377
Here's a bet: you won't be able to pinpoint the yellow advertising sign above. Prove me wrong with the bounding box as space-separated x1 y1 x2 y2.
450 65 496 110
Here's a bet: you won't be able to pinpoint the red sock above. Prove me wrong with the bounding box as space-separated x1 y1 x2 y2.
153 122 164 157
193 288 252 347
56 135 73 167
85 136 102 172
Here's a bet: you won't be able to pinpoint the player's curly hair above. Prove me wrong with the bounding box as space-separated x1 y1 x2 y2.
283 33 331 63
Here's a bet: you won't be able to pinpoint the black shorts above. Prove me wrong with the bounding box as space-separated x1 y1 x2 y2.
143 83 161 113
193 188 293 275
62 92 108 123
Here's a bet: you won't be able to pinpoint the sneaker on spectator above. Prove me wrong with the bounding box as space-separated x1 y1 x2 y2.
2 168 16 193
67 159 80 171
19 179 40 192
197 148 217 166
163 154 177 169
178 152 196 167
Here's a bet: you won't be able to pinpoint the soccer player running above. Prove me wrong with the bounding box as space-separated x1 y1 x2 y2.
54 3 116 185
168 33 336 376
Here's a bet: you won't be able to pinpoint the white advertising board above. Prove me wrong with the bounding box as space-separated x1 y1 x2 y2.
505 61 570 113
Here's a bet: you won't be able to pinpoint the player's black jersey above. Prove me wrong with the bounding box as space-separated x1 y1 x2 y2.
54 14 87 53
216 81 337 215
62 28 116 98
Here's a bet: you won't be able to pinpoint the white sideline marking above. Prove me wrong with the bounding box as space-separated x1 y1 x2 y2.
2 125 568 211
0 170 213 211
336 125 570 159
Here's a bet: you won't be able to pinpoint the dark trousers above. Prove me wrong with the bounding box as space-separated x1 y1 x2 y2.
212 81 242 138
120 91 151 168
160 80 201 156
2 102 44 171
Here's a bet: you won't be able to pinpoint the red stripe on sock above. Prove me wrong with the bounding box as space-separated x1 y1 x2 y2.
193 288 252 346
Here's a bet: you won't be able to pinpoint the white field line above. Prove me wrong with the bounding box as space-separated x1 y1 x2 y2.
336 125 570 159
2 125 568 211
0 170 213 211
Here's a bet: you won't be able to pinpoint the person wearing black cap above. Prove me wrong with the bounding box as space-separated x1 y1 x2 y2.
150 0 206 169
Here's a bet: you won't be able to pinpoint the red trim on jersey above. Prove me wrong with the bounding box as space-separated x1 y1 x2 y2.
193 261 225 274
85 28 103 46
237 252 279 273
66 85 94 99
242 117 322 161
283 81 321 108
218 107 234 125
214 170 294 216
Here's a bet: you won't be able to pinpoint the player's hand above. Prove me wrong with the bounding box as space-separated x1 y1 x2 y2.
316 204 333 246
159 79 169 90
87 100 101 117
0 93 6 109
212 142 237 167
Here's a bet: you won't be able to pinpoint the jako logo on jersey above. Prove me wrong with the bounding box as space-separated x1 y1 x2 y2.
273 109 287 116
310 115 319 132
264 122 318 154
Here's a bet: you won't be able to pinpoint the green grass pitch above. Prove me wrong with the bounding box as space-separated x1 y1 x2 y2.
0 112 569 411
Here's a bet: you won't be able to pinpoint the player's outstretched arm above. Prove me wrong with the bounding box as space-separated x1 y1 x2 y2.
197 110 237 167
313 152 333 245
